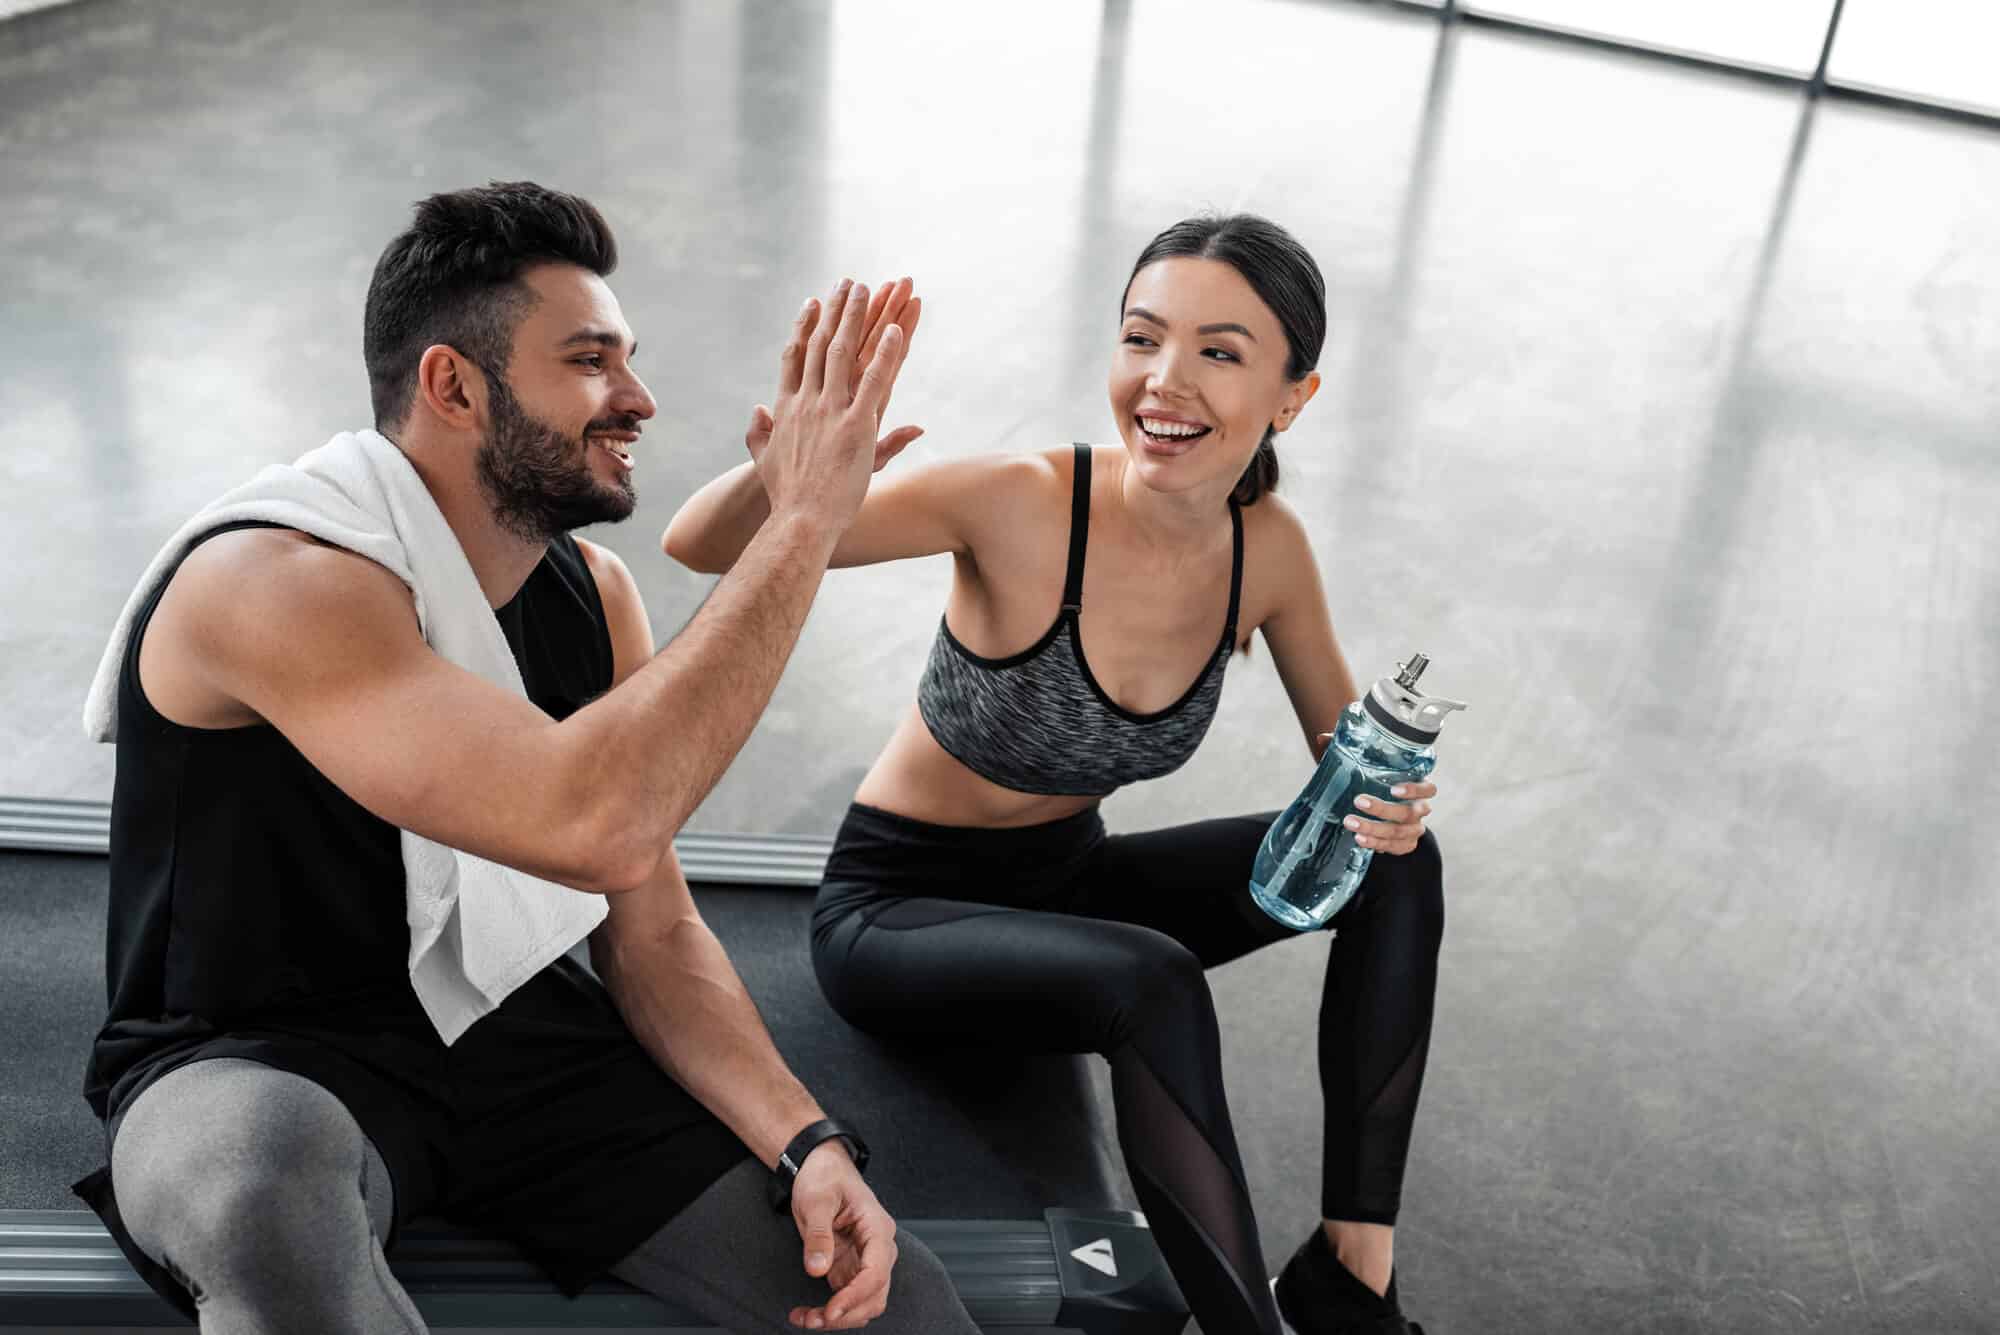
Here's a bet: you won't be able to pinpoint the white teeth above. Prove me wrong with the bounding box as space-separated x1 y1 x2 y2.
1139 416 1207 438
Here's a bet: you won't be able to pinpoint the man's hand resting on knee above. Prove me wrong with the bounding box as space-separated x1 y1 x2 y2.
788 1140 898 1331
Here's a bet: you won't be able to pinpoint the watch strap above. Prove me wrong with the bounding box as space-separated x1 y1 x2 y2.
767 1117 870 1213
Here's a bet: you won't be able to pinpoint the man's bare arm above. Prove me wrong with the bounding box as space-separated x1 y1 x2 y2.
171 279 906 893
589 847 824 1164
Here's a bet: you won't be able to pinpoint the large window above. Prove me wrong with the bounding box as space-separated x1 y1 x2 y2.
1467 0 1837 76
1829 0 2000 117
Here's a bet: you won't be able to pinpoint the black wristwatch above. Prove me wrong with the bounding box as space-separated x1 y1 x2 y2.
767 1117 871 1213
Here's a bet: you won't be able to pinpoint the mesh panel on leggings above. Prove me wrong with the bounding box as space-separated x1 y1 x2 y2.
1320 850 1443 1224
1110 1048 1281 1335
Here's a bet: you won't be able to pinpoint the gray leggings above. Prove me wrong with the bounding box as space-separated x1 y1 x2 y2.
110 1058 978 1334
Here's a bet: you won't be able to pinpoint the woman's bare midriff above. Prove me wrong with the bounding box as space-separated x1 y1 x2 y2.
851 706 1103 829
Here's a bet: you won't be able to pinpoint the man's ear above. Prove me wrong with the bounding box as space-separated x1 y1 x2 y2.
414 345 487 431
1272 369 1322 434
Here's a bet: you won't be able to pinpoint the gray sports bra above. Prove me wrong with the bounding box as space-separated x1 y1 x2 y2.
916 444 1243 798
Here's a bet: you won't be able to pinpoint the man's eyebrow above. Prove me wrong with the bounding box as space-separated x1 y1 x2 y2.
558 327 636 355
1122 307 1257 341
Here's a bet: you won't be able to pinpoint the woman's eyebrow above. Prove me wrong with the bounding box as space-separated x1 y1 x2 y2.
1123 307 1256 341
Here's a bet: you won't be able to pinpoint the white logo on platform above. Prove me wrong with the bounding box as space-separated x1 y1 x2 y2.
1071 1237 1118 1278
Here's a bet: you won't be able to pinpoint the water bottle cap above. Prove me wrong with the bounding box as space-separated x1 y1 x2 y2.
1362 653 1467 744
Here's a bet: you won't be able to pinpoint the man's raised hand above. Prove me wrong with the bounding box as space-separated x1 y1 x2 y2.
746 278 922 487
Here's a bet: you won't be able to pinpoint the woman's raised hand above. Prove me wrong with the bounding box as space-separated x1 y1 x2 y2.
745 278 924 481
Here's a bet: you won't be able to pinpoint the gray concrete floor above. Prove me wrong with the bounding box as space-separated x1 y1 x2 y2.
4 0 1998 1330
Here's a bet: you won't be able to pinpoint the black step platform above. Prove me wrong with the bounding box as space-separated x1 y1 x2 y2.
0 845 1186 1333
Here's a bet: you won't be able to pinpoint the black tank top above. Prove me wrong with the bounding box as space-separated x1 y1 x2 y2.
83 523 614 1122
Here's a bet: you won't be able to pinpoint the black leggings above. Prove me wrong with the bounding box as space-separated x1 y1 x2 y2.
810 802 1445 1335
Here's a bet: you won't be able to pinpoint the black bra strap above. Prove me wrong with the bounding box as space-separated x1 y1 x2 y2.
1062 444 1091 611
1224 499 1244 639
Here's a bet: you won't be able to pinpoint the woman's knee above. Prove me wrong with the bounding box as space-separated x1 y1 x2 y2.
1107 933 1217 1043
1368 828 1444 945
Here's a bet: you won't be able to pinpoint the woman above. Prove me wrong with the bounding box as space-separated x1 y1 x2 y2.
666 216 1444 1335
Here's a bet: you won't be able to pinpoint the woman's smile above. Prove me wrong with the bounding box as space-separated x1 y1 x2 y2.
1135 411 1213 455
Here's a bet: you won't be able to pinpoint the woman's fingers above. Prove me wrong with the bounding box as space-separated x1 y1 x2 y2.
853 279 906 396
1388 779 1437 801
744 404 774 460
1345 794 1430 850
873 424 923 471
1355 794 1428 824
855 278 906 369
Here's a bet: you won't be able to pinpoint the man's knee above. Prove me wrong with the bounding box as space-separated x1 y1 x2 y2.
875 1232 979 1334
113 1063 372 1272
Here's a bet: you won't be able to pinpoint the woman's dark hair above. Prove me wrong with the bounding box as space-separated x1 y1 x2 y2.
1121 214 1326 505
363 181 618 432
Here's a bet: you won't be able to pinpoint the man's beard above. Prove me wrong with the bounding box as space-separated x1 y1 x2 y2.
474 373 637 542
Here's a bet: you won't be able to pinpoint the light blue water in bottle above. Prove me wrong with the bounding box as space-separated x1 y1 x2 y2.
1249 654 1466 932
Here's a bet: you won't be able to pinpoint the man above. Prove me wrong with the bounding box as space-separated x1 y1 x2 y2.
72 181 975 1334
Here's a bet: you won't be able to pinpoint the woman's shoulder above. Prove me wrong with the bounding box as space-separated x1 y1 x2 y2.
949 445 1075 513
1236 490 1325 630
1240 488 1315 557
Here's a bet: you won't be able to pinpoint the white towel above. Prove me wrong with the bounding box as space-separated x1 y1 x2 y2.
83 428 608 1044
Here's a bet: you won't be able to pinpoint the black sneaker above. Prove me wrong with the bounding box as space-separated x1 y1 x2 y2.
1270 1227 1426 1335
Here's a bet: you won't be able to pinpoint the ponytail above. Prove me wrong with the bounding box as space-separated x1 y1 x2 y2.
1231 428 1281 506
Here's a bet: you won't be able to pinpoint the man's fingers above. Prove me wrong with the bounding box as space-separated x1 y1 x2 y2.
852 324 904 420
801 279 850 397
795 1197 838 1279
822 281 870 403
779 298 819 401
823 1227 895 1328
746 404 774 450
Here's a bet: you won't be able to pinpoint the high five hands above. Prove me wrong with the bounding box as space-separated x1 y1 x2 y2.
747 278 925 513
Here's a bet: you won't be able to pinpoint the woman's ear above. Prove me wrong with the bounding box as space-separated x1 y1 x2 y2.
1272 370 1322 434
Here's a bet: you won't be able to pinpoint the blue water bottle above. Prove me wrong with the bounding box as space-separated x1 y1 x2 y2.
1249 654 1466 932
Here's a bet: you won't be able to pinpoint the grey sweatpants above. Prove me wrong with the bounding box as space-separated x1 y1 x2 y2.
109 1058 979 1334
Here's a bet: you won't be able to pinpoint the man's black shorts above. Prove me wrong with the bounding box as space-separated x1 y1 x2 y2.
75 957 750 1320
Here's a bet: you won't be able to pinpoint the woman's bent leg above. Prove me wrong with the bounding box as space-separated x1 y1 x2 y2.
1086 818 1446 1230
814 895 1283 1335
1318 830 1445 1227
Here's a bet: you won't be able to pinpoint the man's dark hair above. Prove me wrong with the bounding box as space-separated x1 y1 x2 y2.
1121 214 1326 506
363 181 618 432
